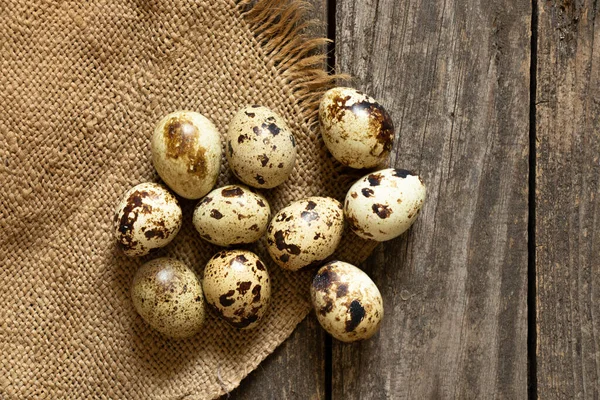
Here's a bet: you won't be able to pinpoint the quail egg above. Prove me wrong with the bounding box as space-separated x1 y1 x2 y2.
319 87 394 169
131 257 205 338
266 197 344 271
193 185 271 246
151 111 222 199
114 182 182 257
344 168 426 241
311 261 383 342
226 105 297 188
202 250 271 329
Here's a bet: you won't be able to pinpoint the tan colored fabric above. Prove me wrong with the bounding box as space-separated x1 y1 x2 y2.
0 0 378 398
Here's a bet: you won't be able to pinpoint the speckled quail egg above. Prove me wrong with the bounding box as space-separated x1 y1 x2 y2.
202 250 271 329
131 257 205 338
193 185 271 246
151 111 222 199
319 87 394 169
114 182 182 257
226 105 297 188
311 261 383 342
266 197 344 271
344 168 426 241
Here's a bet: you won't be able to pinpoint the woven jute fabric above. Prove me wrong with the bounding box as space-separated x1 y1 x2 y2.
0 0 379 398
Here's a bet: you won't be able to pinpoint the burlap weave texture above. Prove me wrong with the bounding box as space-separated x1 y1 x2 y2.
0 0 378 398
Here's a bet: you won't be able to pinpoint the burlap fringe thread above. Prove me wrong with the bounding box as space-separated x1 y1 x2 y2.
238 0 349 126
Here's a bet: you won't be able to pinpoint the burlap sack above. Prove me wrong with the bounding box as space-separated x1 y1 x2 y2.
0 0 379 398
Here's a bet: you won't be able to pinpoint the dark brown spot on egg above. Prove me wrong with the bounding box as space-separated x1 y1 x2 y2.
219 290 236 307
238 134 250 144
305 200 317 210
234 254 249 264
372 204 393 219
350 192 358 199
280 254 290 263
259 154 269 167
201 196 213 205
256 260 266 271
143 228 168 240
362 188 374 198
312 265 339 291
290 134 296 147
255 175 265 185
314 232 323 240
367 173 383 186
278 162 284 168
336 283 348 298
262 122 280 136
252 285 262 303
245 111 256 118
237 281 252 295
274 230 301 255
249 224 259 231
392 169 414 178
222 187 244 197
210 209 223 219
345 300 365 332
257 198 266 207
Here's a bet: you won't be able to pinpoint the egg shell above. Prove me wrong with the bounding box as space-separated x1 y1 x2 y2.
310 261 383 342
131 257 205 338
202 250 271 329
151 111 222 199
344 168 426 241
319 87 394 169
193 185 271 247
114 182 182 257
226 105 297 188
266 197 344 271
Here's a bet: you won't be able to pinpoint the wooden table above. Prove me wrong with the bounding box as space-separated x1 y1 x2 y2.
228 0 600 398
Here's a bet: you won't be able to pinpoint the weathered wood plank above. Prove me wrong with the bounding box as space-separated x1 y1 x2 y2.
332 1 530 398
536 2 600 398
227 1 328 398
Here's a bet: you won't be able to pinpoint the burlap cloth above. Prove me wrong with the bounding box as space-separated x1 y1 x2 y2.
0 0 379 398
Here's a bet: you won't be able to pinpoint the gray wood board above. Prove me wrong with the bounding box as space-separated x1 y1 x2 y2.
536 1 600 398
332 0 530 398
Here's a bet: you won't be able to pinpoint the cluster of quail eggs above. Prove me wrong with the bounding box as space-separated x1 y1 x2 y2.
114 87 426 343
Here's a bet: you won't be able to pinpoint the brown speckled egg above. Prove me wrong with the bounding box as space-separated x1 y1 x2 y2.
114 182 182 257
319 87 394 169
131 257 205 338
192 185 271 247
345 168 426 241
311 261 383 342
151 111 222 199
226 105 296 188
266 197 344 271
202 250 271 329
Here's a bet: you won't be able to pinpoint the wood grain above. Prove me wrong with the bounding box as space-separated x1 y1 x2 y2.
536 1 600 398
226 1 328 398
332 0 530 398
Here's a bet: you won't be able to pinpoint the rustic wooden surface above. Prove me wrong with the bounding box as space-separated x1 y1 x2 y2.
536 1 600 398
331 0 530 398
